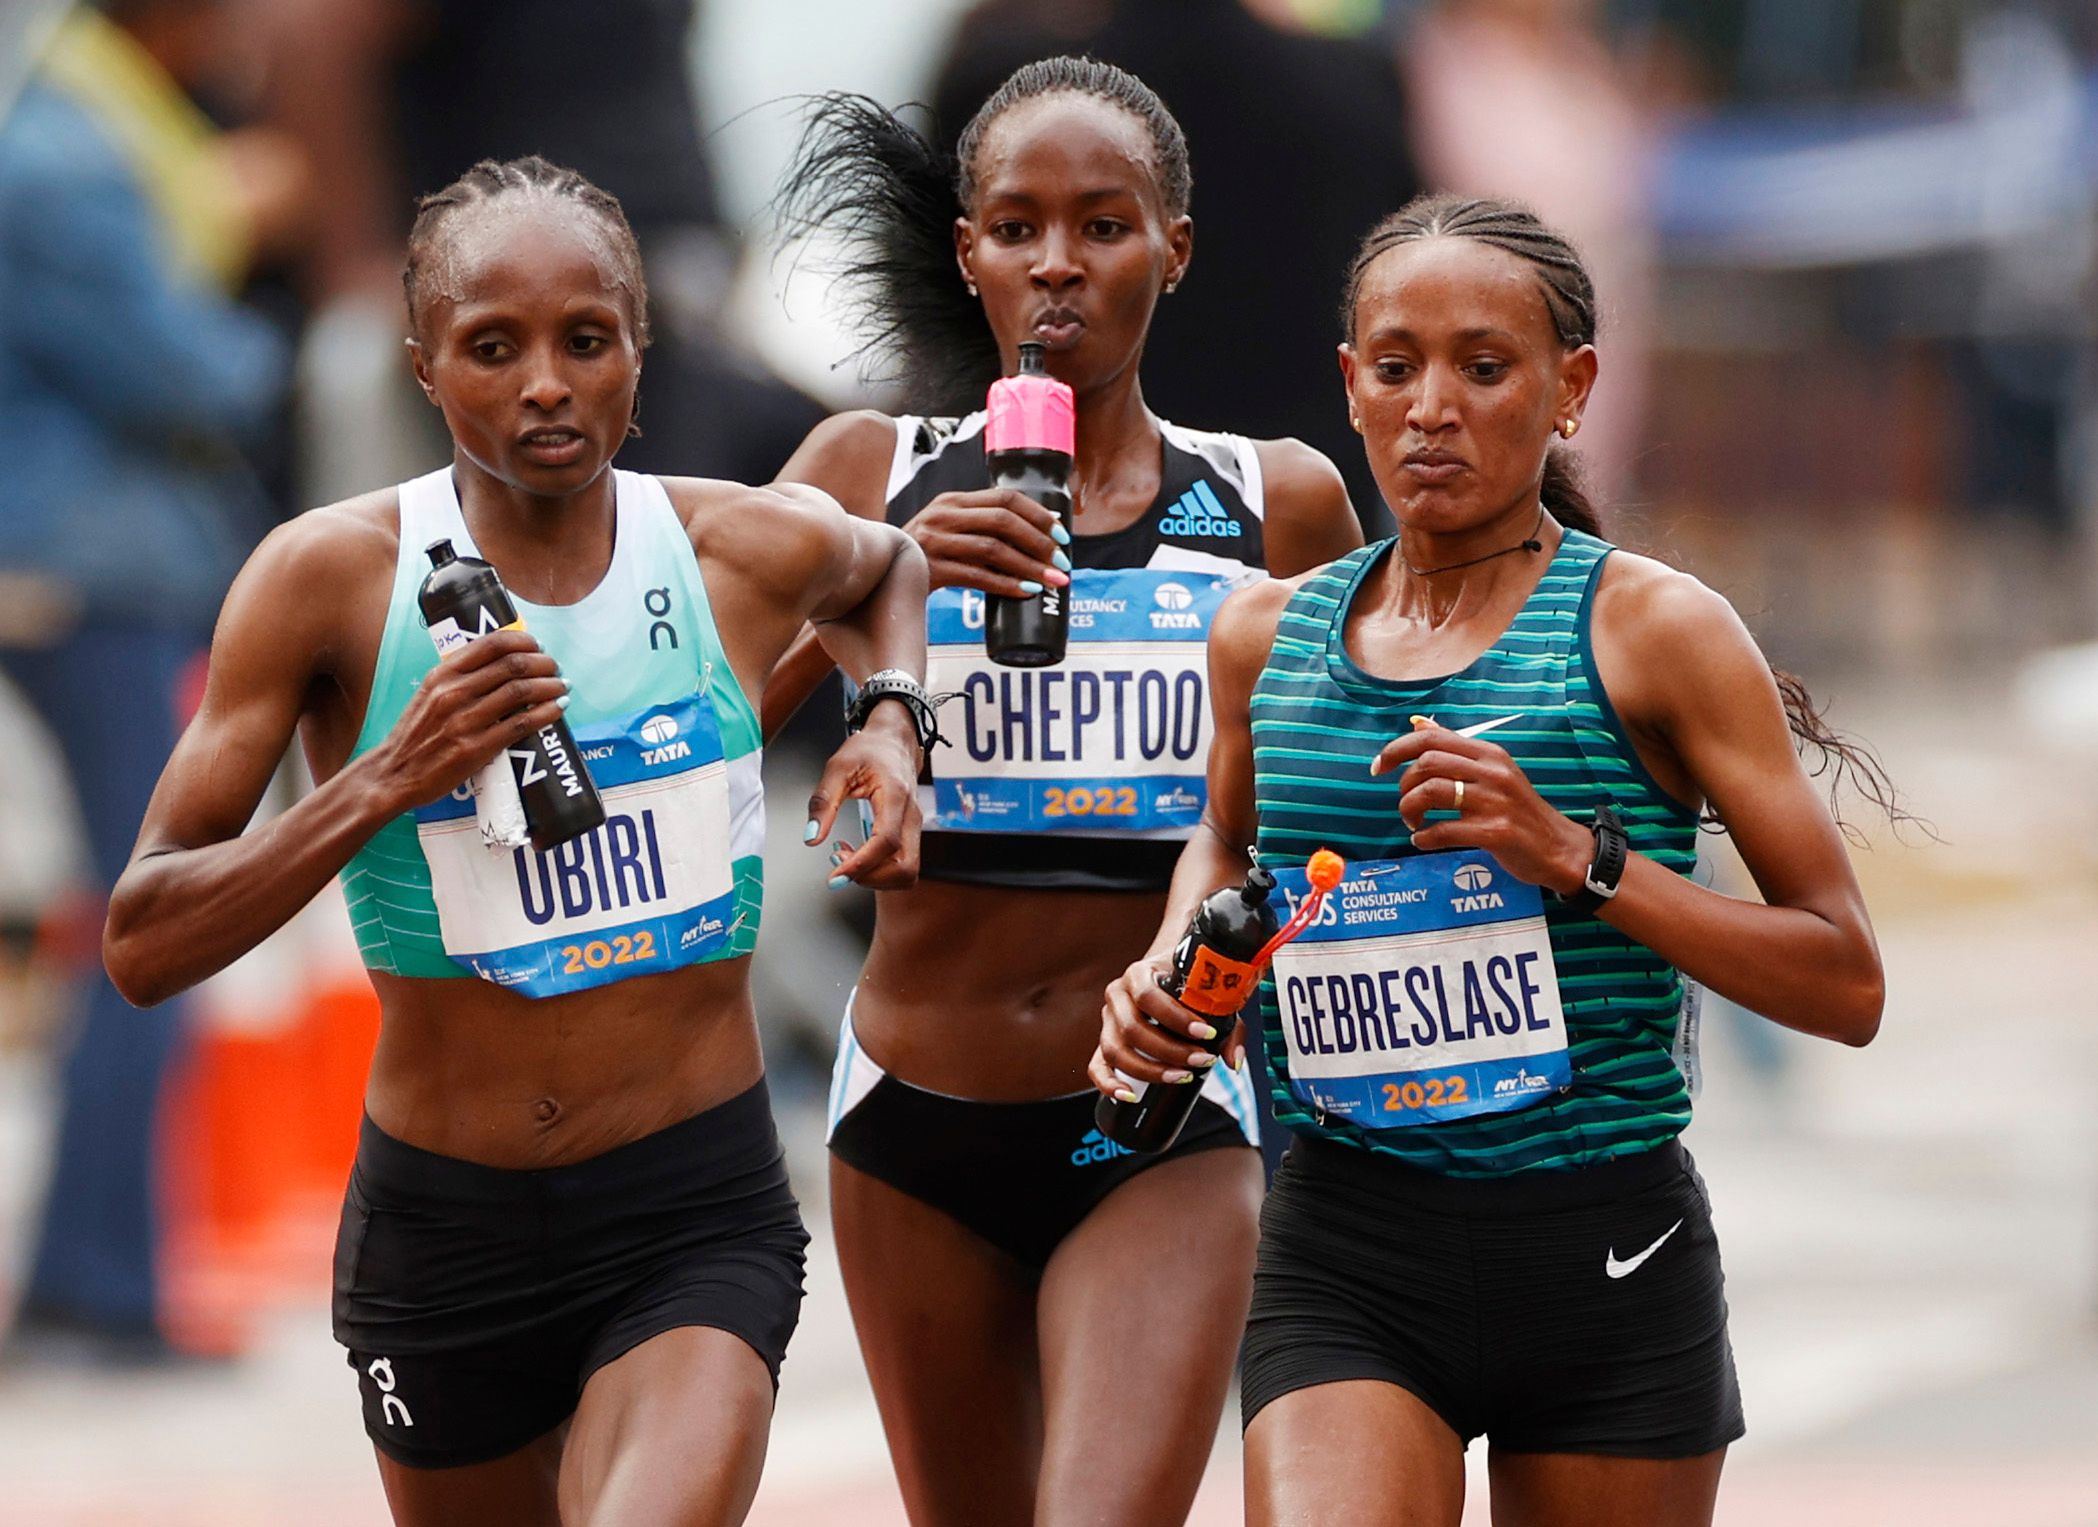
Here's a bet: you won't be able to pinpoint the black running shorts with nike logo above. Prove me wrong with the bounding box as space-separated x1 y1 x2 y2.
1240 1135 1744 1456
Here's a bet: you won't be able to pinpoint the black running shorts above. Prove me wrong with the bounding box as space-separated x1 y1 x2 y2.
829 1078 1252 1271
332 1079 808 1469
1241 1134 1743 1457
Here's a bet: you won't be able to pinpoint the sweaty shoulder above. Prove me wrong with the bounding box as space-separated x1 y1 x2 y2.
1251 435 1347 511
1248 436 1361 576
778 408 901 518
1210 564 1325 689
231 488 400 667
659 475 855 598
1589 548 1769 730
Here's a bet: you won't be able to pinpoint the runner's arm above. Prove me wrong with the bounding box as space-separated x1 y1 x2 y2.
1587 571 1883 1043
695 479 927 885
1092 578 1295 1092
1253 436 1364 577
1387 563 1883 1045
764 411 1068 739
761 410 899 739
103 517 566 1006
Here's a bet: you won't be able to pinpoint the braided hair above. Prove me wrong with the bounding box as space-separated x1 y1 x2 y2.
1341 194 1905 831
776 57 1189 413
403 156 651 346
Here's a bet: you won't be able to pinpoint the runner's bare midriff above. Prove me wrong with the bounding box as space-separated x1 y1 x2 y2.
363 959 763 1168
851 877 1168 1100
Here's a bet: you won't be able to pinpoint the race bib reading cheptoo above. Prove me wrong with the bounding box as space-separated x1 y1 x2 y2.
924 569 1238 835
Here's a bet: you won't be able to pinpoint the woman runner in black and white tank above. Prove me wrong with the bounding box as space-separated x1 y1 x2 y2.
766 59 1361 1525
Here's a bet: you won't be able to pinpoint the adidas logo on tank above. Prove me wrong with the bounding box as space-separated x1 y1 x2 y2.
1157 480 1242 538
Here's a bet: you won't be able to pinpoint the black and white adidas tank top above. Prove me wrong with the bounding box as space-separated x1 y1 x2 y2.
887 411 1267 892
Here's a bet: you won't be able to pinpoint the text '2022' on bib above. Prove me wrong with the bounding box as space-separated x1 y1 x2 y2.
1268 851 1571 1126
414 690 744 997
925 568 1242 835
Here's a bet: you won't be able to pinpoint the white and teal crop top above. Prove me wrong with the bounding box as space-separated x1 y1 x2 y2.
337 467 764 998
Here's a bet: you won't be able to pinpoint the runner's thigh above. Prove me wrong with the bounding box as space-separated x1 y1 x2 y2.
558 1325 776 1527
1245 1380 1467 1527
1486 1447 1726 1527
374 1432 563 1527
831 1155 1044 1527
1034 1146 1261 1527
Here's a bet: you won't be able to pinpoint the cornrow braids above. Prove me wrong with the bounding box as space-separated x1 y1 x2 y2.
955 55 1191 220
1339 193 1908 831
775 57 1189 413
1341 194 1595 352
402 156 651 347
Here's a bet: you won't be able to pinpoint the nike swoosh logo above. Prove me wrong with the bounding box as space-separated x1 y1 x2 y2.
1458 714 1524 738
1604 1218 1684 1279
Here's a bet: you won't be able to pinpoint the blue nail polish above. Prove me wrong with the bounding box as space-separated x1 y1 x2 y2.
1050 522 1071 546
1019 580 1044 595
1051 550 1072 573
827 874 850 890
803 819 821 844
555 693 571 710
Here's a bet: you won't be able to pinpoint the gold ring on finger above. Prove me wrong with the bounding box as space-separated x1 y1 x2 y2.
1453 779 1466 812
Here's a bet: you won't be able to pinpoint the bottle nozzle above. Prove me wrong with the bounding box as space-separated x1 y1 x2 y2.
1016 340 1047 375
1243 866 1277 902
426 539 457 568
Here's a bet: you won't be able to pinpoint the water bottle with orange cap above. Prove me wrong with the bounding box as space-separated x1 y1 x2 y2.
1097 849 1345 1152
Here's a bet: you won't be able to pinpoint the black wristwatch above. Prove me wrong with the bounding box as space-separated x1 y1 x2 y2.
844 669 945 752
1555 803 1628 916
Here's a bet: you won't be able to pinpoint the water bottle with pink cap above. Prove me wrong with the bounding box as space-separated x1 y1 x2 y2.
983 339 1074 666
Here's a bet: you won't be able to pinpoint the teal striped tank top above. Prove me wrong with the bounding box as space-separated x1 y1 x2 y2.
1251 531 1700 1175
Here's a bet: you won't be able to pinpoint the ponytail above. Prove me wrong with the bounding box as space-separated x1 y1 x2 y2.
777 60 1191 416
774 95 999 413
1539 447 1602 539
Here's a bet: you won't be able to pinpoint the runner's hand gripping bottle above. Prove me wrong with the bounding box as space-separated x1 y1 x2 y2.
418 540 606 852
983 339 1074 667
1097 851 1344 1153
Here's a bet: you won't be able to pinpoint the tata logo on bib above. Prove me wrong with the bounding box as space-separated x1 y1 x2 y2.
1150 581 1201 630
1451 862 1505 913
639 713 691 767
960 590 986 630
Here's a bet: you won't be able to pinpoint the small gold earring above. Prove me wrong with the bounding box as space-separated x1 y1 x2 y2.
1350 414 1362 433
1163 279 1179 294
966 281 978 296
1560 419 1578 438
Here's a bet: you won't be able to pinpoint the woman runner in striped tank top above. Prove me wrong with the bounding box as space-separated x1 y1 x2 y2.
1092 196 1886 1526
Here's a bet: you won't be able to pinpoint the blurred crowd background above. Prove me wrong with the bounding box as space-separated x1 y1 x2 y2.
1 1 2095 1522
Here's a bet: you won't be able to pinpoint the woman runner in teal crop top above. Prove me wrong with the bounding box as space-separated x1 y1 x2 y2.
1092 196 1885 1526
101 159 929 1526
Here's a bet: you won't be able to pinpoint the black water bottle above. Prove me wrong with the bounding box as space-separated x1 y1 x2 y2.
1097 867 1279 1153
983 340 1075 667
418 539 605 852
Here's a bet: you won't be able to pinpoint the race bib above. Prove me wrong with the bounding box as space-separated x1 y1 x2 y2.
1268 852 1570 1126
924 569 1239 834
415 692 743 997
